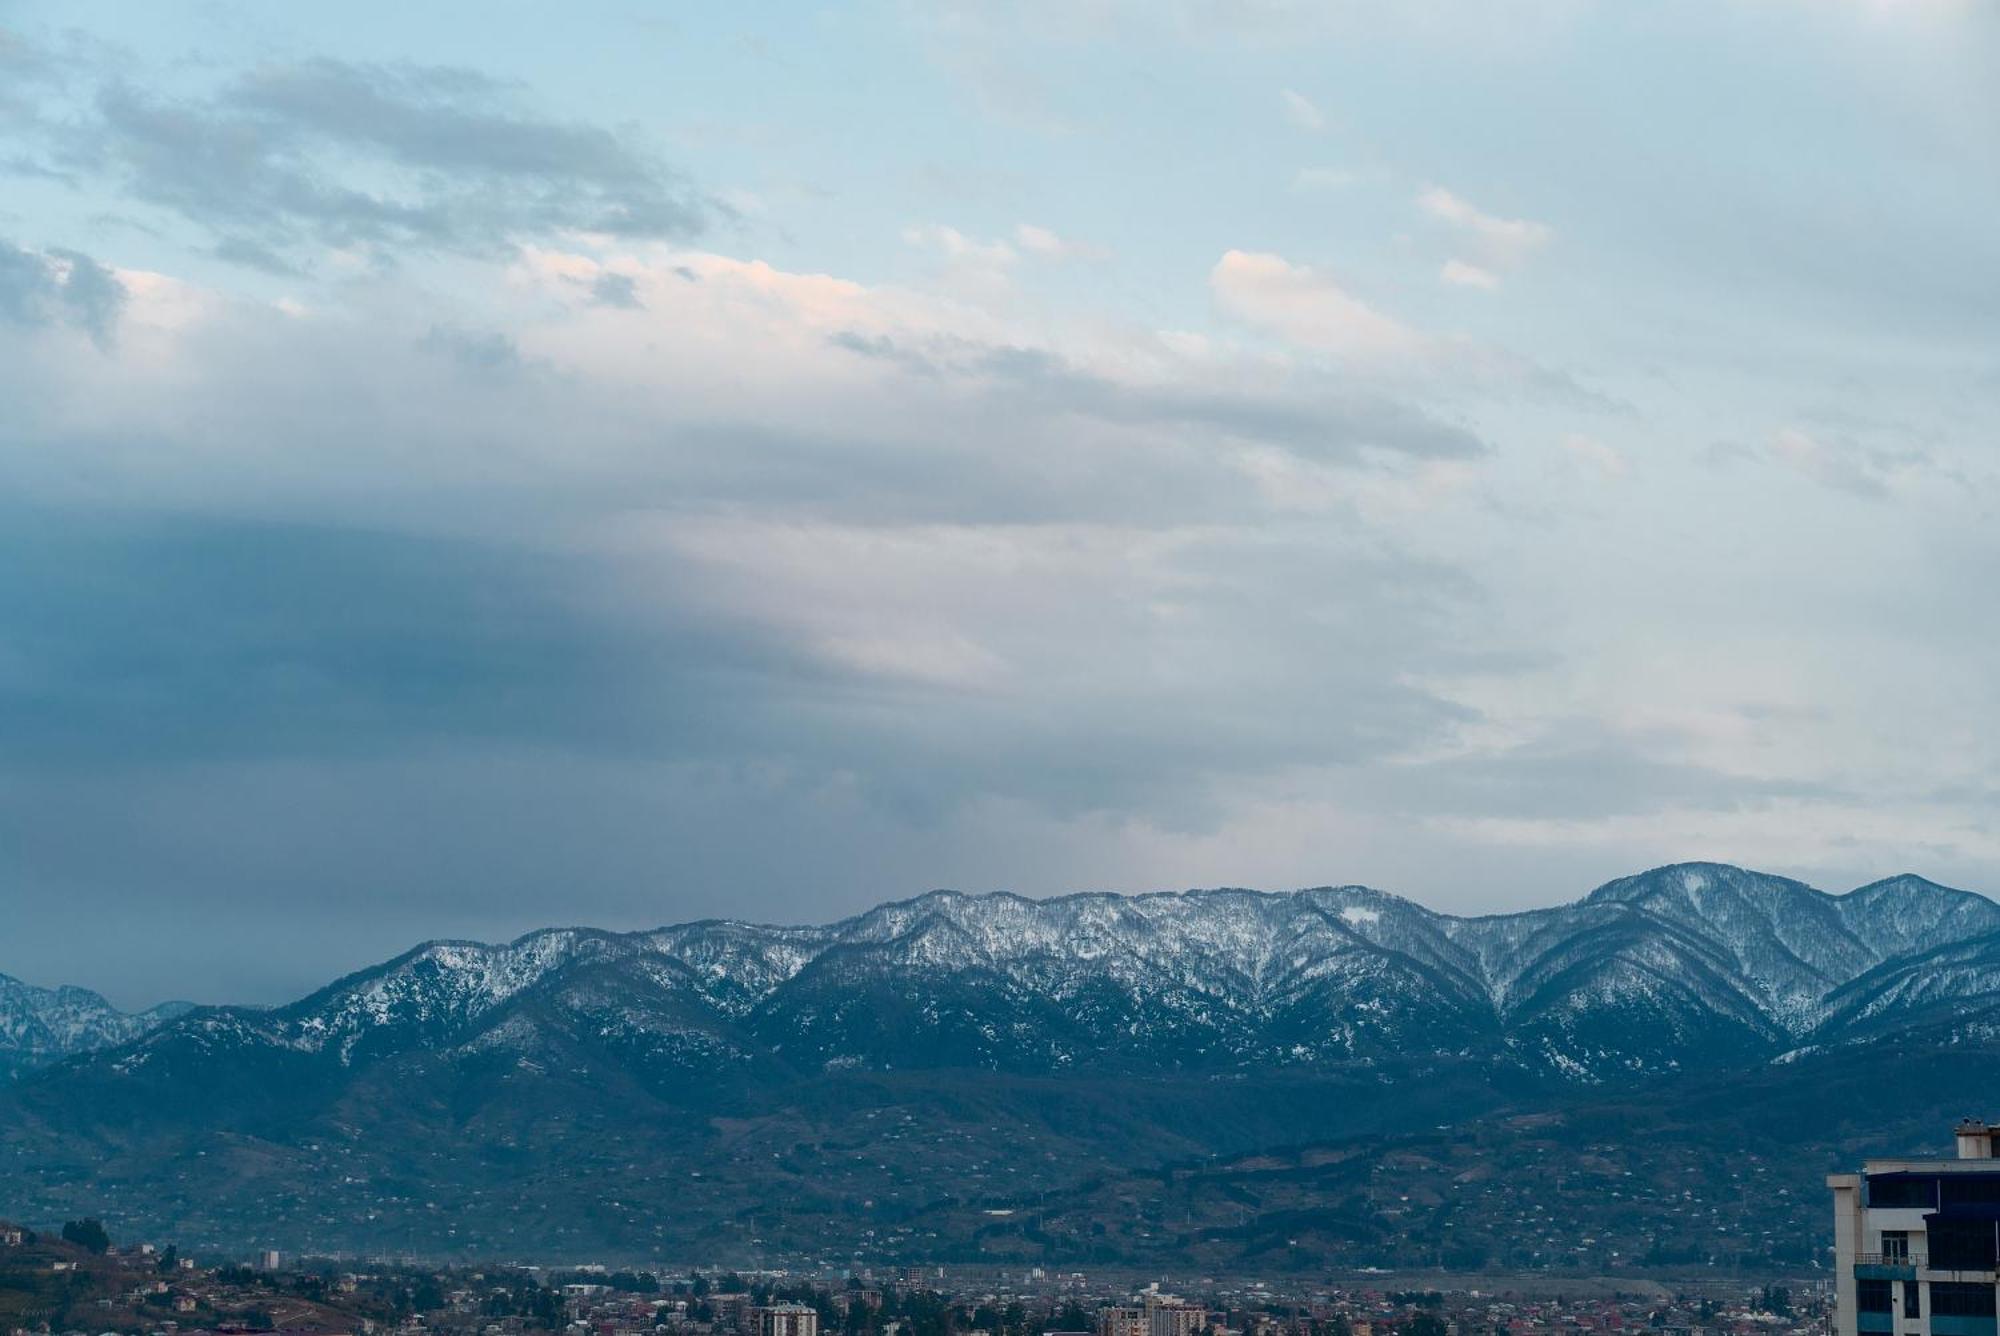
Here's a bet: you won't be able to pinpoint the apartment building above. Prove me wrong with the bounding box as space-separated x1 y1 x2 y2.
1830 1119 2000 1336
1098 1295 1206 1336
752 1304 820 1336
1098 1307 1147 1336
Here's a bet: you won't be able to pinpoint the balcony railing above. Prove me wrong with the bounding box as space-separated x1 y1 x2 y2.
1854 1253 2000 1280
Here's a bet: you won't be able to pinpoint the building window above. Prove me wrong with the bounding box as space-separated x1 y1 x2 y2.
1859 1281 1894 1314
1929 1219 1999 1271
1943 1177 2000 1208
1931 1284 1997 1318
1870 1175 1942 1210
1883 1232 1910 1263
1904 1281 1921 1320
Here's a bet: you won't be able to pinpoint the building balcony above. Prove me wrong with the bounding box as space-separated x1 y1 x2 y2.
1931 1318 1999 1336
1853 1255 1920 1279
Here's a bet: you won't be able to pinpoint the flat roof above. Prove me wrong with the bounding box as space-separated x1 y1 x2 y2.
1864 1159 2000 1173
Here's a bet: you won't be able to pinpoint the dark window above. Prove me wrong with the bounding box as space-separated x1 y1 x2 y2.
1883 1232 1911 1262
1871 1175 1942 1209
1858 1281 1894 1314
1904 1282 1921 1320
1931 1285 1998 1318
1929 1219 1999 1271
1943 1177 2000 1208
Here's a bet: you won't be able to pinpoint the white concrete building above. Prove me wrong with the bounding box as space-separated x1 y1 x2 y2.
1098 1306 1146 1336
751 1304 819 1336
1831 1120 2000 1336
1143 1294 1206 1336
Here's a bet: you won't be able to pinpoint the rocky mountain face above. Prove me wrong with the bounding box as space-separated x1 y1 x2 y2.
7 861 2000 1262
0 974 191 1081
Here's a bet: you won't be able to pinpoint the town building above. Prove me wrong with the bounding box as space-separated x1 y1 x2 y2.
1144 1296 1207 1336
1830 1118 2000 1336
1099 1308 1147 1336
711 1292 752 1332
752 1303 820 1336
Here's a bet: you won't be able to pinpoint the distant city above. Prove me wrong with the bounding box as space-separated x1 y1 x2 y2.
5 866 1999 1271
0 1213 1827 1336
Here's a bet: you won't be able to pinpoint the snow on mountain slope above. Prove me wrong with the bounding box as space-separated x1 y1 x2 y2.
0 972 191 1076
15 862 2000 1086
642 920 835 1014
1576 863 1877 1031
1813 931 2000 1044
1837 875 2000 960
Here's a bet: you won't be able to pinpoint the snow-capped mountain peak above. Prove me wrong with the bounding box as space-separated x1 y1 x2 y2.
10 862 2000 1085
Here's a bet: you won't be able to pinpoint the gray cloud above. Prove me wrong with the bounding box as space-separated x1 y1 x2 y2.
45 248 125 344
7 4 1996 1011
0 498 1484 1008
0 510 800 768
40 57 707 264
1366 724 1846 824
0 266 1504 1005
419 322 525 375
0 238 125 345
588 270 645 309
211 235 304 276
831 332 1488 464
0 27 60 133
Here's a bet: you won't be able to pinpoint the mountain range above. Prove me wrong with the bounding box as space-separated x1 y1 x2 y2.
4 861 1998 1267
0 974 190 1082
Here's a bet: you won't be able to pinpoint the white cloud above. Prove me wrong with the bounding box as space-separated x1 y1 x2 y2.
1014 223 1110 261
1767 425 1928 499
1418 186 1552 268
1439 258 1499 290
1281 88 1328 132
903 223 1019 269
1209 249 1421 360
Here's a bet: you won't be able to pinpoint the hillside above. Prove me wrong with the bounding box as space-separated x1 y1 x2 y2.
4 861 1998 1266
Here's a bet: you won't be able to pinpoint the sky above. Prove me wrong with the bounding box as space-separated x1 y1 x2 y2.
1 0 1997 1008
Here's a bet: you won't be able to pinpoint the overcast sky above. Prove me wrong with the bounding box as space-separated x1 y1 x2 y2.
1 0 1997 1008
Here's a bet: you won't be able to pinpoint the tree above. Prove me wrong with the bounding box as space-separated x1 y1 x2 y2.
61 1218 110 1254
529 1285 565 1329
1404 1316 1449 1336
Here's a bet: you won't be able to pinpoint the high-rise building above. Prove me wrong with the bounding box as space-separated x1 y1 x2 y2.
1098 1307 1146 1336
1830 1119 2000 1336
753 1304 820 1336
1145 1298 1205 1336
710 1293 751 1332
